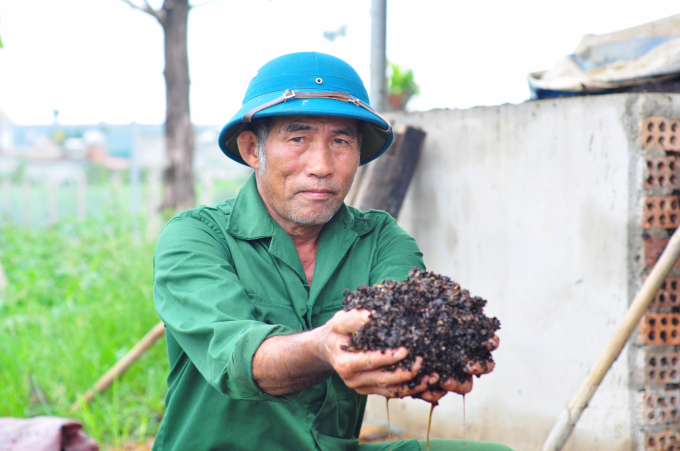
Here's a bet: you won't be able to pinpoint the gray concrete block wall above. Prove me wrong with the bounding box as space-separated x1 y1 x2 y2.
360 94 680 451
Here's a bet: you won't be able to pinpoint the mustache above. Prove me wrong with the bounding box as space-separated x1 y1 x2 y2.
294 182 342 194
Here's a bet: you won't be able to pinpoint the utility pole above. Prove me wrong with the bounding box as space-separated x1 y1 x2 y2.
370 0 387 111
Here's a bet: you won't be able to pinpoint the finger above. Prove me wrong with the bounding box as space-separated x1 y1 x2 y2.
339 347 411 373
418 389 447 404
356 378 429 398
332 309 372 335
404 373 442 402
425 372 441 387
400 371 437 394
355 368 436 399
345 360 420 389
485 335 500 351
464 360 496 375
440 376 473 395
356 384 413 398
377 373 439 399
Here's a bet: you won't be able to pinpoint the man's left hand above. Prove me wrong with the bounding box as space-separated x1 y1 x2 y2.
413 335 499 404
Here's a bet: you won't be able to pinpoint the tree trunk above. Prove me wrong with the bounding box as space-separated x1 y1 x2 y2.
161 0 195 211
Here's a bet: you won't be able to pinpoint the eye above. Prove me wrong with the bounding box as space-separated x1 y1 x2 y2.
333 138 349 145
290 136 304 143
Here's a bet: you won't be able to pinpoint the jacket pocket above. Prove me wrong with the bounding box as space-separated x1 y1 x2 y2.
248 293 304 330
314 431 360 451
318 302 344 326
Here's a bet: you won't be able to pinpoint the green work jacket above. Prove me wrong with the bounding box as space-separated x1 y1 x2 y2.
152 176 424 451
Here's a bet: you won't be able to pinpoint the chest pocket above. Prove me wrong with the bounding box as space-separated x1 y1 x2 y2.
317 302 344 327
248 293 304 331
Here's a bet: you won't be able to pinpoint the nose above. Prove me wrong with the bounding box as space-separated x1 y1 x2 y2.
304 140 333 179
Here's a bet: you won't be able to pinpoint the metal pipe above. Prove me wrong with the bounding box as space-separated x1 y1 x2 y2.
370 0 387 111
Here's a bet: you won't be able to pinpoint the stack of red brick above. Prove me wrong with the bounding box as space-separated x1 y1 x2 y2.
640 117 680 450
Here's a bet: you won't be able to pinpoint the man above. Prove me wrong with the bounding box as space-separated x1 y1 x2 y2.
153 52 507 451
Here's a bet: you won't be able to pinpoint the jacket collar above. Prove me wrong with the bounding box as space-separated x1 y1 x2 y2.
226 175 278 240
226 174 372 240
226 174 376 300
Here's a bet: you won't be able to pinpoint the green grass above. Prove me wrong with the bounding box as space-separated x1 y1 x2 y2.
0 215 166 446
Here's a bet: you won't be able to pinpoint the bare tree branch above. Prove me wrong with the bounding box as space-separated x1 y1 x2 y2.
190 0 224 9
120 0 162 21
141 0 156 10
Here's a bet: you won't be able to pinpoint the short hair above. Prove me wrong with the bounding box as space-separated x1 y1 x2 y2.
251 117 272 175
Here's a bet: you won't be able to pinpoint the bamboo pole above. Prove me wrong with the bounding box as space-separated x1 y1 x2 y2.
542 227 680 451
70 321 165 412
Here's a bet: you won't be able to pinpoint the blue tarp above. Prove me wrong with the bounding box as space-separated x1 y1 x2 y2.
528 14 680 99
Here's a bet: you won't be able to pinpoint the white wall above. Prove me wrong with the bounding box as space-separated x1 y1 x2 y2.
360 94 679 451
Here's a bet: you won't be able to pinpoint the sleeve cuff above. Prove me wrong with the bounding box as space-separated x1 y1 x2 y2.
221 323 302 403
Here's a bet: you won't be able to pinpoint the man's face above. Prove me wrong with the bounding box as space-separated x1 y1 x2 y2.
256 115 361 229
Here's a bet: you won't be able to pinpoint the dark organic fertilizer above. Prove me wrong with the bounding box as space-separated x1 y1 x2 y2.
342 267 501 386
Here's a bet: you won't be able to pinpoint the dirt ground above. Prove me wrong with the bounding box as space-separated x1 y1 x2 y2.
105 439 154 451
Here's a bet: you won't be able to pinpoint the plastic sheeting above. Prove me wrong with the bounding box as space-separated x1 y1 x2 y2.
528 14 680 99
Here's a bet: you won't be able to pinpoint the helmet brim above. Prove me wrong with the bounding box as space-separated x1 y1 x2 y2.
218 90 394 166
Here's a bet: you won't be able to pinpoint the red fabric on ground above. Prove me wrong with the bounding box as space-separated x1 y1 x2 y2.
0 416 98 451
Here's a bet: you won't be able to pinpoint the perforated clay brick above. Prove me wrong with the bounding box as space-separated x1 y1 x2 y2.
644 237 680 270
644 197 680 229
646 430 680 451
645 349 680 384
645 156 680 190
642 389 680 425
639 313 680 345
642 117 680 151
650 276 680 308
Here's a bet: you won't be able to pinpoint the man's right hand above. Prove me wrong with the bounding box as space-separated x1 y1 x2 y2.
316 309 439 398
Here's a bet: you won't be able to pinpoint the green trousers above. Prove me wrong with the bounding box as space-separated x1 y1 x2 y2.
417 439 513 451
358 439 513 450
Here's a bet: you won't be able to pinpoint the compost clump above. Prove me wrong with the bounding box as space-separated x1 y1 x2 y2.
342 267 500 386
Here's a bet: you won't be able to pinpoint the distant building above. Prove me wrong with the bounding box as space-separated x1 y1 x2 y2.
0 121 251 182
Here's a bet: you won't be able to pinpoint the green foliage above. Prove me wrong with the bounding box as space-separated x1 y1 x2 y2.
0 216 165 446
388 61 420 96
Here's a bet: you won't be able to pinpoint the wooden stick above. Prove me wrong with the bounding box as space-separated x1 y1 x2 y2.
542 227 680 451
70 321 165 412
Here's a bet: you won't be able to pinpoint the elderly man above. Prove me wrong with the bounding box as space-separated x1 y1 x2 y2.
152 52 507 451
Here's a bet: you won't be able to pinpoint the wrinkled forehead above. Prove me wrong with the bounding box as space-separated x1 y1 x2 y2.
270 115 360 137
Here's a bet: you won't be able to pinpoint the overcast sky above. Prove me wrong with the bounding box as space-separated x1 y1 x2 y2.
0 0 679 125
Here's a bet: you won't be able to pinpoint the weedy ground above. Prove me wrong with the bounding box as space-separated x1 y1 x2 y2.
0 215 166 448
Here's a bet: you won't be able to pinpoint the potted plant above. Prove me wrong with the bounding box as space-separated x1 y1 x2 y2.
387 62 420 111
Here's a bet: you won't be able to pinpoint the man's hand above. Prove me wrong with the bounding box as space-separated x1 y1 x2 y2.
415 335 500 404
253 309 498 401
317 309 439 398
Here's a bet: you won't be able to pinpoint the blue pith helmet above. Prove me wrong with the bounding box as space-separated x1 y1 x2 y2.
218 52 394 166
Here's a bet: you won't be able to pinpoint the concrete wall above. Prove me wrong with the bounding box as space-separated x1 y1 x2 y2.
361 94 680 451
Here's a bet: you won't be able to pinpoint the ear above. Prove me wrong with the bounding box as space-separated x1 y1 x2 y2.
237 131 261 170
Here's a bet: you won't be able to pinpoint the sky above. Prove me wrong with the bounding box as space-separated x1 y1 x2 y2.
0 0 679 126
